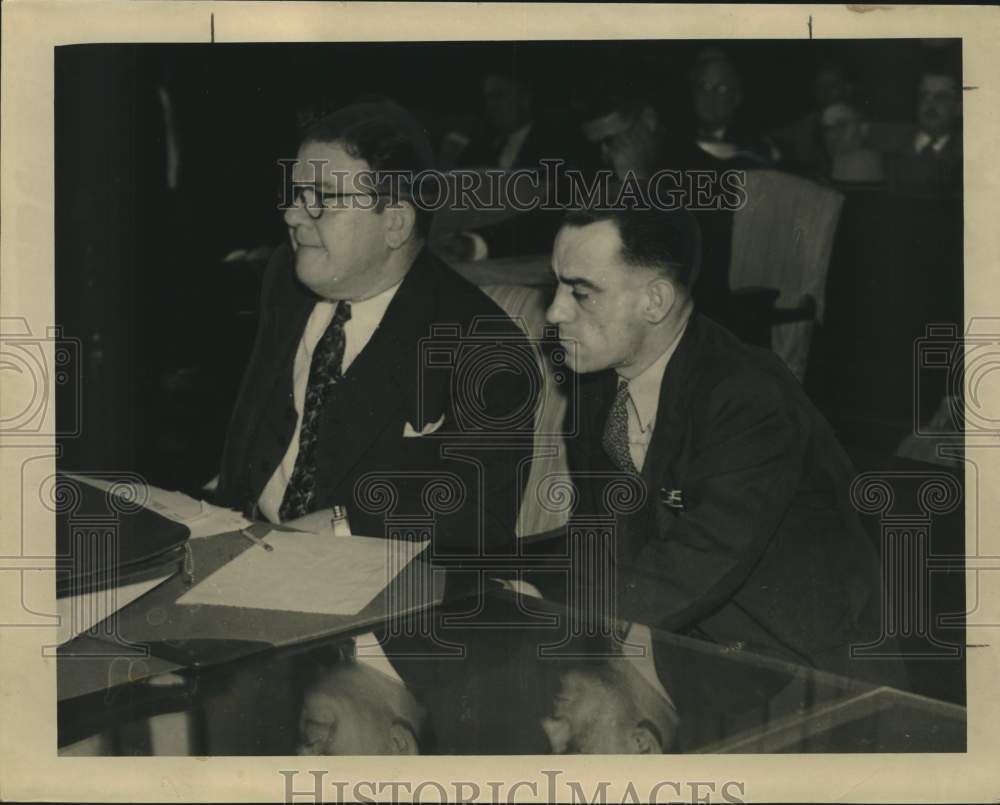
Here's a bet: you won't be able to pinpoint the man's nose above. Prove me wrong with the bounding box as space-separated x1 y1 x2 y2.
284 197 312 227
545 292 570 326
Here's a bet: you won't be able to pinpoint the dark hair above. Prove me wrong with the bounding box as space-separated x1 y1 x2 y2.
301 101 435 238
690 46 741 88
918 66 961 90
575 69 656 127
918 42 962 88
562 205 702 291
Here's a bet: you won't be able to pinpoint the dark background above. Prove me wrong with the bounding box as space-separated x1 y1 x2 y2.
55 39 963 489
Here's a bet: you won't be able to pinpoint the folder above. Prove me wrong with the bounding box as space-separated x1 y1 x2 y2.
55 474 190 598
58 525 444 675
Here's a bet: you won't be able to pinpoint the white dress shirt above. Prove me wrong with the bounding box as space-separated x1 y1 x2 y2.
257 282 401 524
617 327 686 472
914 131 951 155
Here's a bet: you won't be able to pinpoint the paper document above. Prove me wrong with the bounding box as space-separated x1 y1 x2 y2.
65 473 252 539
176 532 430 616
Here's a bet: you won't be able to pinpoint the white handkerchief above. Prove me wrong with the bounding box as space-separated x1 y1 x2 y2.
402 414 445 438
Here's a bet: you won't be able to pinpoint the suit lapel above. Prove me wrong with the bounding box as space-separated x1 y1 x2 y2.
316 249 440 494
640 315 702 496
577 370 617 469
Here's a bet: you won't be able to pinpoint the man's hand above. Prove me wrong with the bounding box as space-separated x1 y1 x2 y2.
281 508 334 535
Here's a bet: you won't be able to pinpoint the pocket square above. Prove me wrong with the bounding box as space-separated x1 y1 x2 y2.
403 414 445 438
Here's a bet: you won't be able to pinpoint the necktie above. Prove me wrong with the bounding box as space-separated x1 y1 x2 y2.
602 377 639 475
279 301 352 521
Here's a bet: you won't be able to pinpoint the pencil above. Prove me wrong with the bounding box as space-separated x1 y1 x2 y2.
239 527 275 552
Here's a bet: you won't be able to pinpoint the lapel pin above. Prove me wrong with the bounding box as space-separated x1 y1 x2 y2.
660 488 688 512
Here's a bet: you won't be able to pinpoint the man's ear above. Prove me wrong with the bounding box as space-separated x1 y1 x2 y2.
644 276 677 325
639 104 659 133
388 721 420 755
384 201 417 249
629 724 664 754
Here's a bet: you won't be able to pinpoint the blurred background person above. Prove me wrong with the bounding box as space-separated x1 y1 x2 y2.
578 73 667 179
772 62 855 175
877 67 962 194
687 47 781 168
576 74 735 324
821 101 885 184
431 71 575 263
454 72 562 171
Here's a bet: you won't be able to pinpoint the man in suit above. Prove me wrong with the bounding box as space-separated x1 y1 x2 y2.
216 102 537 558
575 75 734 325
879 68 962 195
687 48 781 168
545 203 898 683
433 72 573 263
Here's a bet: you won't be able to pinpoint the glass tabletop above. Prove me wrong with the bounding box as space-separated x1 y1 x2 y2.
57 587 964 756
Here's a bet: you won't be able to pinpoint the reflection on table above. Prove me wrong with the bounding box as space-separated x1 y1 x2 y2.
58 588 964 756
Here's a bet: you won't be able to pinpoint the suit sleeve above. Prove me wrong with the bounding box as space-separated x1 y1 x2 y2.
615 375 810 631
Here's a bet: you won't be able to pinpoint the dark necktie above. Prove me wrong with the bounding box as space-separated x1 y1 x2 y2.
279 301 352 521
602 377 639 475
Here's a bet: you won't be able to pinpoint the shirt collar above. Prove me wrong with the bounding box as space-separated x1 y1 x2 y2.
619 322 687 433
695 138 738 160
915 130 951 153
315 279 402 325
347 279 402 326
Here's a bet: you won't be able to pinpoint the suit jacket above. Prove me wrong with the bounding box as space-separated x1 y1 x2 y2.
876 124 962 195
566 314 891 680
216 244 537 558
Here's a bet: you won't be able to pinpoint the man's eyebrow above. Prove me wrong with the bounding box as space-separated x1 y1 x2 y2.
558 275 601 292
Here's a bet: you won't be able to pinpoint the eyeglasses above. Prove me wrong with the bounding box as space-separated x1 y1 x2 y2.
277 183 387 220
696 81 733 96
